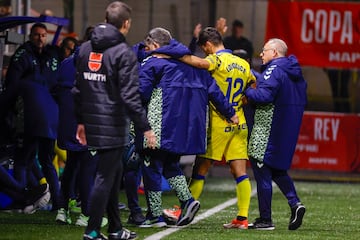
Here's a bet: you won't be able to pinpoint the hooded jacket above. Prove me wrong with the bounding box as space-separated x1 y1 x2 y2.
75 23 151 149
245 55 307 170
57 54 87 151
1 42 60 139
139 40 235 155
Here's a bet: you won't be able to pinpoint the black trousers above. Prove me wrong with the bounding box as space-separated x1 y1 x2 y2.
86 147 124 234
14 136 60 210
59 150 98 215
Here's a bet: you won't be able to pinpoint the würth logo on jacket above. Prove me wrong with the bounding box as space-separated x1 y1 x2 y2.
84 52 107 82
88 52 103 72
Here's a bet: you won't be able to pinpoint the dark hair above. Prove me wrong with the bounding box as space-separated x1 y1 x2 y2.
197 27 223 46
61 37 78 48
144 27 172 47
105 1 131 29
60 37 79 56
30 23 47 34
232 19 244 28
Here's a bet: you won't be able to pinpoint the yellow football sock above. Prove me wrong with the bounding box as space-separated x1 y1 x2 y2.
39 177 47 185
188 175 205 200
235 175 251 218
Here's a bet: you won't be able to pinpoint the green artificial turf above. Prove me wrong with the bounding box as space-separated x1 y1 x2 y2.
0 178 359 240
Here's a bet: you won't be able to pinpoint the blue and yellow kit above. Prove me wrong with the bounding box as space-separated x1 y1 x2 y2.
200 49 255 161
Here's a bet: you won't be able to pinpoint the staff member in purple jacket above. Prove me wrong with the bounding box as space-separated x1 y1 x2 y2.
138 27 238 227
245 38 307 231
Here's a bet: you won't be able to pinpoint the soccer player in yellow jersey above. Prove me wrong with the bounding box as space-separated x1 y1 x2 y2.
179 27 254 229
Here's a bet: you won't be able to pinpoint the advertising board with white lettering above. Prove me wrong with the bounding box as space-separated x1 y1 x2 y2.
292 112 360 172
266 1 360 68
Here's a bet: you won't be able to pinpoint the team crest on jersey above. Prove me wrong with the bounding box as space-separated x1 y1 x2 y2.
88 52 103 72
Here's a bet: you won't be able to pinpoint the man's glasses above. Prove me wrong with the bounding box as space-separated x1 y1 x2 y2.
261 48 275 53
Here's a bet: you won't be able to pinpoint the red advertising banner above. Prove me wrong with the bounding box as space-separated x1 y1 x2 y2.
265 1 360 68
292 112 360 173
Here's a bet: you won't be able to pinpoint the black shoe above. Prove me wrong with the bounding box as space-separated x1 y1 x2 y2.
289 202 306 230
108 228 137 240
127 212 146 225
176 199 200 226
248 218 275 230
83 231 108 240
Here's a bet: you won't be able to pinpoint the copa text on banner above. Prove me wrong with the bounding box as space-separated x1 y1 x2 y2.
266 0 360 68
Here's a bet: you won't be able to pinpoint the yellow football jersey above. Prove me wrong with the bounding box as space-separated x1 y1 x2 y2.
205 49 255 127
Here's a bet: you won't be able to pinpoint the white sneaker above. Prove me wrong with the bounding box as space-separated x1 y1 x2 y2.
56 208 72 224
75 213 108 227
23 185 51 214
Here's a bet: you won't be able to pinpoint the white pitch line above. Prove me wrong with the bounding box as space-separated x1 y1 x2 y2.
144 188 258 240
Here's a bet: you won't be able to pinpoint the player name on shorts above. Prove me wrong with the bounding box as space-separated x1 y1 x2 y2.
224 123 247 132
